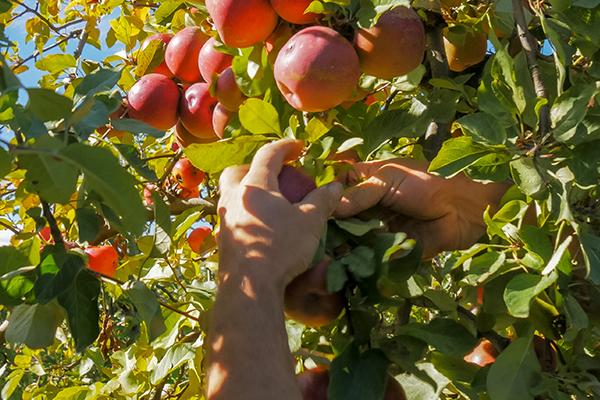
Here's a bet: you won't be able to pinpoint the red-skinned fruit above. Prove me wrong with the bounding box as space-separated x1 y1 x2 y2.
97 103 128 138
198 37 234 84
85 245 119 277
213 102 236 139
165 27 209 83
278 164 317 204
274 26 361 112
141 33 174 77
216 67 245 111
270 0 319 24
172 158 205 189
297 366 407 400
464 339 499 367
174 121 219 149
206 0 278 48
188 226 212 253
128 74 180 130
39 226 53 243
144 183 156 205
266 24 293 59
443 29 488 72
284 256 346 327
354 6 426 79
179 82 219 138
177 184 200 199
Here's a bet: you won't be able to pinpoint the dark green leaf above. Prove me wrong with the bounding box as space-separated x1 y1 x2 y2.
429 137 502 178
580 233 600 285
0 246 30 276
5 300 64 349
57 270 101 352
26 89 73 121
510 157 547 199
504 272 557 318
73 67 124 104
35 254 85 305
520 225 553 263
111 118 166 138
454 113 507 145
115 144 158 181
0 145 12 177
76 208 100 243
71 99 110 140
124 281 166 341
551 85 598 142
150 192 171 258
342 246 376 278
487 336 542 400
327 260 348 293
398 318 478 355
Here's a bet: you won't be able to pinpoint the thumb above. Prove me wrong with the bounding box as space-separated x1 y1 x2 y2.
298 182 344 228
333 176 387 218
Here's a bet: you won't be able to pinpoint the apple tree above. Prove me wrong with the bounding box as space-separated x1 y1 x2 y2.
0 0 599 399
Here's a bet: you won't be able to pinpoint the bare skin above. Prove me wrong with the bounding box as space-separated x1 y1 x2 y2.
207 145 510 399
207 140 343 400
334 159 511 259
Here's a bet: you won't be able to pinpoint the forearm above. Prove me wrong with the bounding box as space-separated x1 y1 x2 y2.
206 265 301 400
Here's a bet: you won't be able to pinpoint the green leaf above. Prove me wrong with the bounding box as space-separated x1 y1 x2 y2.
57 270 101 352
398 318 478 355
429 136 502 178
232 45 274 97
520 225 553 263
115 144 158 181
35 253 85 305
329 343 390 400
0 145 12 177
510 157 547 199
59 144 147 237
36 53 77 74
184 135 270 174
124 281 167 342
111 118 166 138
172 208 204 241
71 99 110 140
135 39 166 78
341 246 376 278
19 135 79 205
327 260 348 293
580 233 600 285
454 113 507 145
430 352 479 383
551 84 599 142
150 343 195 384
464 251 506 285
238 98 281 136
0 246 30 276
504 272 557 318
5 300 64 349
76 208 100 243
303 117 329 142
334 217 384 236
150 192 171 258
26 89 73 122
487 336 542 400
73 67 123 104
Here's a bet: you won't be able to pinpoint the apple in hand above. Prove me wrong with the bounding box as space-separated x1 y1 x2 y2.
85 245 119 277
172 158 205 189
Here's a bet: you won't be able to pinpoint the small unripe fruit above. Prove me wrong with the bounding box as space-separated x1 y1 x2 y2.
179 83 219 139
188 226 212 253
198 37 234 84
128 74 180 130
172 158 205 189
206 0 278 48
274 26 361 112
85 245 119 277
354 7 426 79
165 27 209 83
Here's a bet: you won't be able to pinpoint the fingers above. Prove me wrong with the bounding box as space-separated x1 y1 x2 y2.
244 140 304 191
333 175 388 218
298 182 344 229
220 165 250 193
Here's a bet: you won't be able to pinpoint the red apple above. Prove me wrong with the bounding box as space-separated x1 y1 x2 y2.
174 121 219 149
128 74 180 130
198 37 234 84
206 0 278 48
266 24 293 57
141 33 173 77
354 7 426 79
464 339 499 367
284 256 346 327
172 158 205 189
165 27 209 83
179 82 219 138
213 102 236 139
216 67 245 111
271 0 319 25
274 26 361 112
144 183 156 205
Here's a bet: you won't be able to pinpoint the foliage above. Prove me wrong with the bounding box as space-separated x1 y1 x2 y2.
0 0 599 399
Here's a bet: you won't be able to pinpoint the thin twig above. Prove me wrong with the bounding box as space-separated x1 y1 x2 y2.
511 0 550 136
73 30 88 60
12 30 80 70
41 200 65 250
0 220 20 234
165 257 187 293
157 151 183 188
11 0 65 36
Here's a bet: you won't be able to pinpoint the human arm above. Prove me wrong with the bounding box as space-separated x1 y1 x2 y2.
334 158 511 259
207 140 344 400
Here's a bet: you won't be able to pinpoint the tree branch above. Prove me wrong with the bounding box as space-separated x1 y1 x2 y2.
511 0 550 136
422 10 450 161
73 30 88 61
0 220 20 235
12 30 80 70
11 0 65 36
41 200 65 250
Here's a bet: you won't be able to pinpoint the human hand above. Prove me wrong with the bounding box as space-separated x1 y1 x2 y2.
216 139 344 288
334 159 510 259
